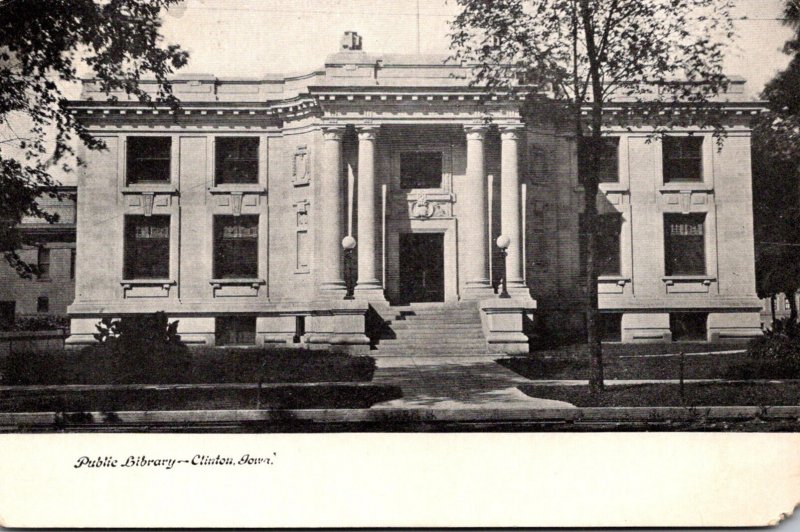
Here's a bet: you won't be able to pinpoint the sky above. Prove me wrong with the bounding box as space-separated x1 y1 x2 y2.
155 0 796 100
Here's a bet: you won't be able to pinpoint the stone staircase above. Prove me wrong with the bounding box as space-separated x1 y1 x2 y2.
375 303 490 356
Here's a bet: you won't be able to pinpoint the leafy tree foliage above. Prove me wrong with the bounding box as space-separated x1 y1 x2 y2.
451 0 735 391
0 0 188 276
752 0 800 323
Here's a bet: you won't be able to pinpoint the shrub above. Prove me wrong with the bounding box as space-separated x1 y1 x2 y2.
87 312 189 384
746 318 800 378
1 314 70 332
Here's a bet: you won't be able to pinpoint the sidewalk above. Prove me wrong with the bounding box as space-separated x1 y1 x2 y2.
371 354 575 409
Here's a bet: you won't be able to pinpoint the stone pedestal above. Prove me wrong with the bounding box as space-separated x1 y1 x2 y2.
305 300 371 353
480 297 537 354
621 312 672 342
707 311 763 341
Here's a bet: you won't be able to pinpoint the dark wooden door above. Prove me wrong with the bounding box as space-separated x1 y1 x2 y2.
398 233 444 303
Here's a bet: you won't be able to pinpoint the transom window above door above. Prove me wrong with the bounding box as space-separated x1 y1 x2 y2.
400 151 443 189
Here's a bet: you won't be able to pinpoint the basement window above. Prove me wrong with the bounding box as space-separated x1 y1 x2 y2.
216 316 256 346
599 313 622 342
670 312 708 341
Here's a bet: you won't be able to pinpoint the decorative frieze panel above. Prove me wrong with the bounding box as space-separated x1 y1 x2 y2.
660 190 710 214
122 190 176 216
404 192 455 220
293 199 311 273
292 145 311 186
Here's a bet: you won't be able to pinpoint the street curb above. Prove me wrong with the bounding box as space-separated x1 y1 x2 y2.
1 405 799 431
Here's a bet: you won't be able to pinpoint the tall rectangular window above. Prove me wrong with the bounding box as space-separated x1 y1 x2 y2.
579 213 622 277
663 136 703 183
37 247 50 280
126 136 172 184
664 213 706 276
124 215 170 279
37 296 49 313
400 152 443 189
215 137 260 184
214 215 259 279
579 137 619 183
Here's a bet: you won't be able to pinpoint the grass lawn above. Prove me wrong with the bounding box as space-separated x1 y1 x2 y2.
519 382 800 407
2 347 377 385
498 341 764 381
0 383 403 411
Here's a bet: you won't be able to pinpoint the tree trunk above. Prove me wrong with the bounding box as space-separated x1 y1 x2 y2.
579 0 605 394
771 294 776 328
789 291 798 323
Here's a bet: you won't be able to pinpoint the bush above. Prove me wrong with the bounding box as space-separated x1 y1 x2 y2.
1 314 69 332
87 312 190 384
1 346 376 386
745 318 800 378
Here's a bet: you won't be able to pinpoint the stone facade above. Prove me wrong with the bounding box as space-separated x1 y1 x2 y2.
66 34 763 350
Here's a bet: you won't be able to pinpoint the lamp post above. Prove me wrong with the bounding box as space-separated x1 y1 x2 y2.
496 235 511 299
342 236 357 300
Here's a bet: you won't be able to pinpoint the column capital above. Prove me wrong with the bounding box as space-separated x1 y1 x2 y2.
499 123 526 140
464 123 489 141
321 125 346 141
356 124 380 141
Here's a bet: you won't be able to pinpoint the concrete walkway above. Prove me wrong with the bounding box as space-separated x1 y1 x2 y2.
371 354 575 409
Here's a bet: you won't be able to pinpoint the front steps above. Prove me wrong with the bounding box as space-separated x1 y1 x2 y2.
375 303 491 356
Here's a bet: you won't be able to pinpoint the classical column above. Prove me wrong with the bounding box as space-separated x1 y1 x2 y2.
318 125 347 296
500 125 526 289
462 124 492 297
354 125 384 299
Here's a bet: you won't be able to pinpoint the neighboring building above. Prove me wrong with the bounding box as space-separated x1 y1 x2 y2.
0 187 77 328
65 32 763 351
760 292 799 328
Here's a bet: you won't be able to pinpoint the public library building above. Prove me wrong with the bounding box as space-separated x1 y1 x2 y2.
66 32 764 352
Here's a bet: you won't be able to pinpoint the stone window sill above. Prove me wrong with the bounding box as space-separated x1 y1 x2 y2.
208 185 267 194
121 279 175 289
210 278 265 289
662 275 715 286
599 184 629 194
598 276 630 286
121 186 179 195
659 183 713 193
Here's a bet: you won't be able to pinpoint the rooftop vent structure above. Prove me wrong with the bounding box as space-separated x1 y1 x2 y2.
341 31 363 51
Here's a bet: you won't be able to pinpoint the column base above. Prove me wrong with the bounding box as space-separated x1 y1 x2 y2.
318 280 348 300
354 284 387 303
462 279 494 300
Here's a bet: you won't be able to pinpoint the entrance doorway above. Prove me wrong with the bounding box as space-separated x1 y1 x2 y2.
398 233 445 303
